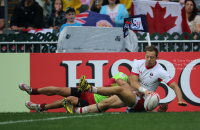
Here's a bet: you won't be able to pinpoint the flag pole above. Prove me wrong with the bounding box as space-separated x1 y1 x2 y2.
147 32 151 46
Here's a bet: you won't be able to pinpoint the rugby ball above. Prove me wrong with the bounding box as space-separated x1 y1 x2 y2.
144 92 160 111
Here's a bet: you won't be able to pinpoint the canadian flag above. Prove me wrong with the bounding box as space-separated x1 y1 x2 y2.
131 1 191 34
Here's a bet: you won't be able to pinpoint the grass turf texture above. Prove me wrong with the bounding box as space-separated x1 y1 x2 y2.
0 112 199 130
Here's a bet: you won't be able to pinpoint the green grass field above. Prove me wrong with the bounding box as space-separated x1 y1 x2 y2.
0 112 199 130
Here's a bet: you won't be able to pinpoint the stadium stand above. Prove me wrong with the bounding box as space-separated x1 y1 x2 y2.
0 0 199 53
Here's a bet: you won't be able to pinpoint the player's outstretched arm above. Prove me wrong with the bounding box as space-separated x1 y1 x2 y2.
129 74 153 95
129 74 142 90
169 82 187 106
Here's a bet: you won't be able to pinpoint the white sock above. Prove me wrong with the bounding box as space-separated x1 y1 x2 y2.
75 107 88 113
88 86 98 93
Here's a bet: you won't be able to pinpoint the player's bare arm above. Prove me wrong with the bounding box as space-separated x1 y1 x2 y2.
129 74 140 90
129 74 153 95
169 82 187 106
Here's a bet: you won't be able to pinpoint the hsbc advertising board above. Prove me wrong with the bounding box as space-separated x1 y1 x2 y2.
30 52 200 112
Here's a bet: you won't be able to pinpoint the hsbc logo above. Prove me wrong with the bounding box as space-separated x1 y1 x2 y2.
60 59 200 106
155 59 200 106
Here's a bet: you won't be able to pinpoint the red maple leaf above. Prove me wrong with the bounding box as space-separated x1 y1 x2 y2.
146 2 178 34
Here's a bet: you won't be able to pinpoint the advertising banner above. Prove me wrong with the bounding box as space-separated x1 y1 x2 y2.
30 52 200 112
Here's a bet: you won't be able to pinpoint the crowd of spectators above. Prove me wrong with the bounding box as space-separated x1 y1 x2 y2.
0 0 199 35
44 0 66 29
60 7 82 32
35 0 51 16
100 0 128 27
184 0 200 37
10 0 43 30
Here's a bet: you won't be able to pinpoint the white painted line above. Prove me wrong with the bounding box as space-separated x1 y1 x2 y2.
0 113 103 125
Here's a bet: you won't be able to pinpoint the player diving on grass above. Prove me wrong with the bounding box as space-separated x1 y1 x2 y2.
63 45 188 114
20 72 168 113
19 72 130 112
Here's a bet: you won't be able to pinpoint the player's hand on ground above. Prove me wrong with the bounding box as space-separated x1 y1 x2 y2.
157 104 168 112
178 102 188 106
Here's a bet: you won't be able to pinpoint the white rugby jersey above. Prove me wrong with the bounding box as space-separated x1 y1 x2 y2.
131 60 173 91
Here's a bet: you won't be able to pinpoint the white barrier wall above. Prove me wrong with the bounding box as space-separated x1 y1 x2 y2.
57 27 138 53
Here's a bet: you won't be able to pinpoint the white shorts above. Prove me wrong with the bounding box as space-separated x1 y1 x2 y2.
126 95 145 113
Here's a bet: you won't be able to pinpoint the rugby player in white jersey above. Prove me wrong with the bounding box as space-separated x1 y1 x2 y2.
70 45 187 113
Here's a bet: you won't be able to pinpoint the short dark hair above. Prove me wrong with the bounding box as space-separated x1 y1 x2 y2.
102 0 120 5
185 0 198 22
145 45 158 57
65 7 75 14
